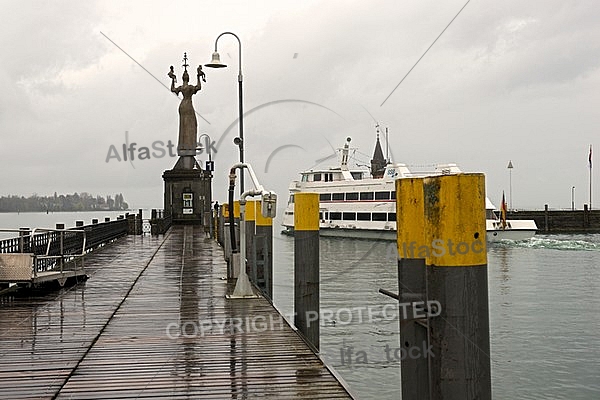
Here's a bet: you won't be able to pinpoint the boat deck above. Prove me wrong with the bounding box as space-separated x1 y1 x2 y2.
0 226 353 399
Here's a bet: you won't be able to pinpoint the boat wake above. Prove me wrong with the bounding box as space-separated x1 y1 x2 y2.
490 235 600 251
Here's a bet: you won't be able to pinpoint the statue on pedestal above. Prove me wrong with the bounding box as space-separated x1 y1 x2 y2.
168 53 203 159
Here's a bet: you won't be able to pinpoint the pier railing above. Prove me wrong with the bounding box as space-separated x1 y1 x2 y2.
150 209 172 235
0 219 127 256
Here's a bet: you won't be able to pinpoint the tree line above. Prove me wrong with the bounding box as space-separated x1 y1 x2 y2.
0 192 129 212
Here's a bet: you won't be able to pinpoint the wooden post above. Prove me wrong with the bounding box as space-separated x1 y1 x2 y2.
137 209 143 234
423 174 490 400
19 227 30 253
294 192 320 351
56 223 65 271
256 200 273 300
544 204 549 232
396 178 430 399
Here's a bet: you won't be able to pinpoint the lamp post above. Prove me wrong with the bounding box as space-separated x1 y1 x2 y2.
507 160 514 210
572 186 575 211
205 32 245 195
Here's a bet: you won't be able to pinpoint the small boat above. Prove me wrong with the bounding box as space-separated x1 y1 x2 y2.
485 197 537 242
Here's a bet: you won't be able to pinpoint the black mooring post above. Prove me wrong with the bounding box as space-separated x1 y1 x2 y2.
395 174 491 400
424 174 491 400
396 178 430 399
255 201 273 300
294 192 320 351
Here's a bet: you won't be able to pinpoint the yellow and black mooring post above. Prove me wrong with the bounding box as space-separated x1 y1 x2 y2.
245 200 257 284
395 177 430 399
395 173 491 400
255 200 274 300
424 173 490 400
294 192 320 351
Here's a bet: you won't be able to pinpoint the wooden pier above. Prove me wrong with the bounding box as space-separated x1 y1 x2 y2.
0 226 353 399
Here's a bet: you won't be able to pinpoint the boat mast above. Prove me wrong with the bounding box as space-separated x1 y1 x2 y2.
385 127 390 164
341 137 351 171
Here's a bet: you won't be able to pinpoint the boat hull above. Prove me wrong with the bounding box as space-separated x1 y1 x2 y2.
283 224 536 242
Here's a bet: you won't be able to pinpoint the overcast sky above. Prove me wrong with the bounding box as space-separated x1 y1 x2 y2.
2 0 599 214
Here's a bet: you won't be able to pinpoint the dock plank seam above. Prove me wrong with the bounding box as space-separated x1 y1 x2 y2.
51 231 172 399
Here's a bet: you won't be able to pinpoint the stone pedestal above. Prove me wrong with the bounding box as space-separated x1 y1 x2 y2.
163 161 212 225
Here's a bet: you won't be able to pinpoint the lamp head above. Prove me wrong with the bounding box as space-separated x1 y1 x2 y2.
205 51 227 68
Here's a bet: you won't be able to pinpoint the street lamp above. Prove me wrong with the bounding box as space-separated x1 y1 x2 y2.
205 32 245 195
572 186 575 211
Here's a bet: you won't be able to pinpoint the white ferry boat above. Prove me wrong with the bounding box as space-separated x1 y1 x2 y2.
281 135 537 242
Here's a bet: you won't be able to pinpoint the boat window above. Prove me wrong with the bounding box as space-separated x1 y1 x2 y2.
387 213 396 222
351 172 363 180
343 212 356 221
320 193 332 202
330 212 342 220
328 173 334 181
357 212 371 221
345 192 359 201
319 212 323 220
332 193 344 201
375 191 390 200
372 212 387 221
324 173 334 182
301 174 308 182
390 191 396 200
288 194 294 204
360 192 374 200
313 173 322 181
325 212 329 220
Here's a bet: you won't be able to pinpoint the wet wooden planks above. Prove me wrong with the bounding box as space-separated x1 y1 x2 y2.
0 234 165 399
1 226 353 399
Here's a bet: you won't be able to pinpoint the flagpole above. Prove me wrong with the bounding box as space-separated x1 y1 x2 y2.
590 145 593 210
590 160 592 210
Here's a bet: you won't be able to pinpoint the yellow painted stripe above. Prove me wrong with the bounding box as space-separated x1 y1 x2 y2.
423 173 487 267
396 178 426 258
294 193 319 231
222 203 229 218
255 201 273 227
245 200 257 221
221 202 240 218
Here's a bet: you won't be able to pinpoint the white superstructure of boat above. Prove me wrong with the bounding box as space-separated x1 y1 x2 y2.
282 135 537 242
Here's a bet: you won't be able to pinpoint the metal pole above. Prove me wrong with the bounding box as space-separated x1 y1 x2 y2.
572 186 575 211
211 32 244 195
238 71 244 195
507 160 514 210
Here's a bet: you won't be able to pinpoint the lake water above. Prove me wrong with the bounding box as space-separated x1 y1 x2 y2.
1 212 598 399
273 231 600 400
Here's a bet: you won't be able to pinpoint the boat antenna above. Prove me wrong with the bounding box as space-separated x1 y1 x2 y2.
385 127 389 164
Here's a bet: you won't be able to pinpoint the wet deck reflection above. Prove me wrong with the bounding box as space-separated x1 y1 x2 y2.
0 226 352 399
